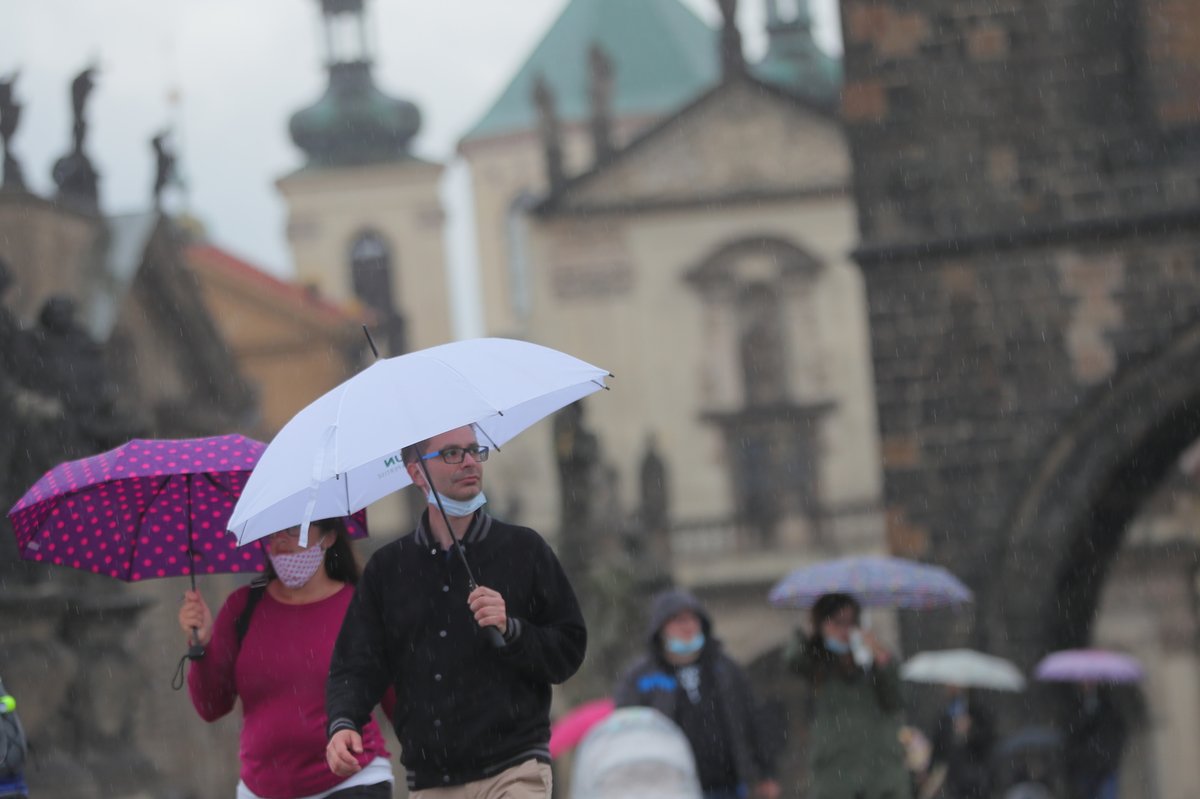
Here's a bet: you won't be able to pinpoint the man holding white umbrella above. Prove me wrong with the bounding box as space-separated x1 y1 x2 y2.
324 424 586 798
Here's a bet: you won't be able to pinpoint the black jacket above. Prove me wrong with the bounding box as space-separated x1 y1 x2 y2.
326 512 586 791
613 589 776 790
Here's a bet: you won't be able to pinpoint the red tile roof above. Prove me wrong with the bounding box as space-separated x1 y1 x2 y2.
187 243 367 326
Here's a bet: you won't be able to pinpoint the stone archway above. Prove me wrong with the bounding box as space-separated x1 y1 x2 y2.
986 320 1200 667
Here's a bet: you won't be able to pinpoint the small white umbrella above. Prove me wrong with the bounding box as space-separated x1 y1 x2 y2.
902 649 1026 692
570 707 702 799
227 338 610 546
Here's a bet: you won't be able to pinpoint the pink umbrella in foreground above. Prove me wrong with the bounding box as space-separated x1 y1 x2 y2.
1034 649 1143 684
550 698 615 758
9 435 367 587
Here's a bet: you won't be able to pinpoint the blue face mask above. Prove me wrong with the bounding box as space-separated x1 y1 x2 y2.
824 637 851 655
665 632 705 656
426 489 487 518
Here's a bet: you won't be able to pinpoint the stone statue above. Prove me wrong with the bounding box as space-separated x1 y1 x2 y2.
636 433 674 584
639 433 670 533
553 400 599 579
0 72 26 191
151 130 176 207
70 68 96 144
29 295 125 456
588 43 615 165
532 73 565 190
717 0 746 77
52 66 100 209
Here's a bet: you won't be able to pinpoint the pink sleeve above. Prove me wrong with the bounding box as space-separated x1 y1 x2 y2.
186 587 248 722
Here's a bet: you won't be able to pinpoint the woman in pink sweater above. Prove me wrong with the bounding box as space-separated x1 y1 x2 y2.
179 517 393 799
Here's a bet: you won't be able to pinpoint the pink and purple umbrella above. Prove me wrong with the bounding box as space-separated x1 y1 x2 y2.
8 434 367 588
1034 649 1143 684
768 555 973 610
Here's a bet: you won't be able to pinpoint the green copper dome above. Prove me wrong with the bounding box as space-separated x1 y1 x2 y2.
289 61 421 167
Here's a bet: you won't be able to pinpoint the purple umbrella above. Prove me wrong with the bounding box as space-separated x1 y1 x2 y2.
1034 649 1143 684
768 555 973 610
8 434 367 589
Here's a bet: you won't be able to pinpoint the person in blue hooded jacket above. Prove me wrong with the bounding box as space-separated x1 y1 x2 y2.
614 588 780 799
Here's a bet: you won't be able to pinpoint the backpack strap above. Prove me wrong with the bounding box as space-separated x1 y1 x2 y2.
235 581 269 647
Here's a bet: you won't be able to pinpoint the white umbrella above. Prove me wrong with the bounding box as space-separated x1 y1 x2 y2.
902 649 1026 692
227 338 610 546
570 707 702 799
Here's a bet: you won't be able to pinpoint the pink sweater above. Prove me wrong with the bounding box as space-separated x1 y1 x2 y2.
188 583 391 799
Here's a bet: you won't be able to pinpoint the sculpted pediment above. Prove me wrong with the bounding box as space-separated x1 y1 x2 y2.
550 79 849 213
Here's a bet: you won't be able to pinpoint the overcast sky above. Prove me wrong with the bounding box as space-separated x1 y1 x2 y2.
2 0 841 335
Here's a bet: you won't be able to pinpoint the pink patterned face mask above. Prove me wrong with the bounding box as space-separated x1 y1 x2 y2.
268 538 327 588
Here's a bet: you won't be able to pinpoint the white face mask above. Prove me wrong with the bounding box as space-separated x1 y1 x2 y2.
269 538 327 588
426 489 487 518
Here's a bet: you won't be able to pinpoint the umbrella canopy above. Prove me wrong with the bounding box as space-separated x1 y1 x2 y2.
768 555 973 610
228 338 610 545
8 435 367 585
902 649 1026 691
1034 649 1143 684
570 707 702 799
550 698 615 758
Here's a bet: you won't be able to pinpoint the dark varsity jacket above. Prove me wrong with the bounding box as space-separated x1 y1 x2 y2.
326 511 586 791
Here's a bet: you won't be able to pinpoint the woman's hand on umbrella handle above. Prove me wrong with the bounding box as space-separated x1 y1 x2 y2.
178 590 213 647
326 729 364 777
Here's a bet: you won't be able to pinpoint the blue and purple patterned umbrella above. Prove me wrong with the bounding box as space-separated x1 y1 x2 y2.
1034 649 1143 684
768 555 973 610
8 434 367 587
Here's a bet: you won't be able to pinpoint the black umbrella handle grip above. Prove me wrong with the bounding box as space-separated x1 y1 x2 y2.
483 626 506 649
187 627 206 660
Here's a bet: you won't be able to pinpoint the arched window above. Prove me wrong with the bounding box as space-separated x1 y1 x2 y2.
687 236 826 543
349 230 405 354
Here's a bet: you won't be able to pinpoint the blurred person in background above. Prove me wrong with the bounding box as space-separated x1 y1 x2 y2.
926 686 996 798
615 588 780 799
785 592 912 799
179 517 394 799
1064 684 1127 799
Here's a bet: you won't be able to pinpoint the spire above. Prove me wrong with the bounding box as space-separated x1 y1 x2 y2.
532 74 565 191
755 0 841 107
717 0 747 80
587 43 616 167
289 0 422 167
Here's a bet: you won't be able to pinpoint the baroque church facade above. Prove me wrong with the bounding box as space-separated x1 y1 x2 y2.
457 0 878 666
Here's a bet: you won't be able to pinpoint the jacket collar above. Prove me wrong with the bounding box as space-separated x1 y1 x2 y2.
414 509 492 549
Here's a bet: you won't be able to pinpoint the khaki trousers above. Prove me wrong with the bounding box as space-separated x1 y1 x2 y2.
410 759 552 799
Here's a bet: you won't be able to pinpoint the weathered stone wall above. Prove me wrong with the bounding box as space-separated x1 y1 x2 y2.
840 0 1200 666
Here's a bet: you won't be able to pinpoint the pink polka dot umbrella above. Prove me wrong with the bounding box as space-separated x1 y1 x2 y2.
7 434 368 589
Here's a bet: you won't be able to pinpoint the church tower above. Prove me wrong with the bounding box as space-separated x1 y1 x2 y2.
277 0 451 356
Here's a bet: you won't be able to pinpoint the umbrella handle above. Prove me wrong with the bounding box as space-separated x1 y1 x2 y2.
172 630 206 691
483 626 505 649
187 627 205 660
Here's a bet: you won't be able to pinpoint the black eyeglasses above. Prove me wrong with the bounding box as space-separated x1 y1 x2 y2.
421 444 490 465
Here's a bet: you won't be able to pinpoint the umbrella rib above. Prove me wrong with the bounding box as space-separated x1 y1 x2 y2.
473 423 502 453
126 476 173 580
200 472 234 496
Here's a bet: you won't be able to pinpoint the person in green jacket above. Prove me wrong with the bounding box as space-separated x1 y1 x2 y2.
785 593 912 799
